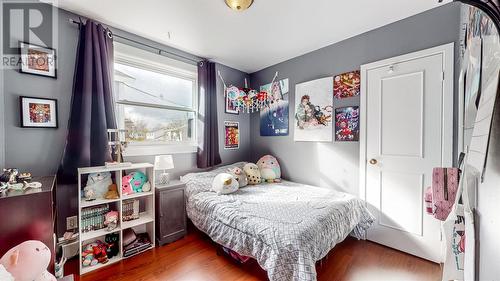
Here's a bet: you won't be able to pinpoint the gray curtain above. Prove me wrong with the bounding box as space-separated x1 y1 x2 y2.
56 19 116 235
197 61 222 168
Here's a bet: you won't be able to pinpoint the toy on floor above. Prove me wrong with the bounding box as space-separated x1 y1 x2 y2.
257 155 281 183
85 172 113 199
105 233 119 258
228 167 248 188
0 265 14 281
243 163 261 185
104 184 119 199
0 240 56 281
212 173 239 195
123 171 148 193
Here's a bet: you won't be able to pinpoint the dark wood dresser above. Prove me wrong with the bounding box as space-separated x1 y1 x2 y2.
0 176 56 271
155 180 187 246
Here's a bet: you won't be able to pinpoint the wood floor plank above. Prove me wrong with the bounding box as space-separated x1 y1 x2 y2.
69 229 441 281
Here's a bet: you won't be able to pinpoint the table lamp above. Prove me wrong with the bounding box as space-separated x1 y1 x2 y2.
154 155 175 185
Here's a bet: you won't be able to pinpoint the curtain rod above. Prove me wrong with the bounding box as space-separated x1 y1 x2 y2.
69 19 202 65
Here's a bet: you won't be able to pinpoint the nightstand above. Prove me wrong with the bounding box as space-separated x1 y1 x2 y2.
155 180 187 246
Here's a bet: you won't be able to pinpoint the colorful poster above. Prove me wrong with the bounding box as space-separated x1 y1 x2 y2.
333 71 360 99
294 77 334 142
225 86 240 114
335 106 359 142
224 121 239 149
260 78 289 136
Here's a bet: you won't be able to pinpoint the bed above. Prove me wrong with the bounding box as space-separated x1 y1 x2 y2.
181 162 374 281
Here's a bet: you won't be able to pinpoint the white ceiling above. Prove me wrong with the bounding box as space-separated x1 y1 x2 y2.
54 0 450 73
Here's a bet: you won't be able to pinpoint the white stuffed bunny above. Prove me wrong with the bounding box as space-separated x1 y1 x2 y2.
212 173 239 195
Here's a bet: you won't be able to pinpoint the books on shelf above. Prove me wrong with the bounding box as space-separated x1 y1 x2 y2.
122 199 139 221
82 204 110 233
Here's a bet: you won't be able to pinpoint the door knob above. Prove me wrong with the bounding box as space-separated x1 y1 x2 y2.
369 159 378 165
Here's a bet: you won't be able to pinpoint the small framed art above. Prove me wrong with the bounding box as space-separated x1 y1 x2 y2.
19 42 57 78
20 96 58 128
224 121 240 149
225 86 240 115
335 106 359 141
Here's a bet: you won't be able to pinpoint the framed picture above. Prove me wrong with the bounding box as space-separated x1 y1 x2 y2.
19 42 57 78
294 77 334 142
224 121 239 149
20 96 58 128
333 70 360 99
225 86 240 115
335 106 359 141
260 78 289 136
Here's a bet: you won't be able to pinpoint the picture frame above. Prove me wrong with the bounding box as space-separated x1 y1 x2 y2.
335 106 359 142
224 121 240 149
225 86 240 115
19 41 57 78
19 96 58 128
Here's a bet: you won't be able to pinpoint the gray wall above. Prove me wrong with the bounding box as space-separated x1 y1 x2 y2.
1 4 250 235
249 3 462 196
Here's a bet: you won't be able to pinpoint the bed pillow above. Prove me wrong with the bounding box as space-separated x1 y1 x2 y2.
243 163 261 185
212 173 239 195
257 155 281 183
228 167 248 188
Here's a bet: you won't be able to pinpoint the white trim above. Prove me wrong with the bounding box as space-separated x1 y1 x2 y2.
0 24 4 168
359 42 455 202
123 144 197 157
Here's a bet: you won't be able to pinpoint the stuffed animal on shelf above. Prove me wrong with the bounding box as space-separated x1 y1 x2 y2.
83 185 96 201
122 172 148 194
104 184 119 199
0 168 19 184
92 241 108 264
130 171 148 193
86 172 113 199
257 155 282 183
104 211 119 231
243 163 262 185
105 233 119 258
212 173 239 195
81 243 98 267
228 167 248 188
0 240 56 281
142 181 151 192
122 174 134 195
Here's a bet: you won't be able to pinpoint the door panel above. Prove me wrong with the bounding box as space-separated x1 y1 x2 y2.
363 51 450 263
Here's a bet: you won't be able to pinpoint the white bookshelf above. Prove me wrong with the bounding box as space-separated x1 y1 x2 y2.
77 163 155 275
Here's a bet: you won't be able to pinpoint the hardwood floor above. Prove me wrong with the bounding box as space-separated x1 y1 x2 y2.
70 229 441 281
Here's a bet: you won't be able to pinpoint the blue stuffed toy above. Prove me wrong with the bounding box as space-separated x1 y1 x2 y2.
129 171 148 193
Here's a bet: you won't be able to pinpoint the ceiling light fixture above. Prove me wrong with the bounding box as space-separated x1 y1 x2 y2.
225 0 254 11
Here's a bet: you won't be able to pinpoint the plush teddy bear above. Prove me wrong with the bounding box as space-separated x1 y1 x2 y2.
212 173 239 195
86 172 113 199
228 167 248 188
243 163 262 185
257 155 281 183
0 240 56 281
104 184 119 199
122 174 134 195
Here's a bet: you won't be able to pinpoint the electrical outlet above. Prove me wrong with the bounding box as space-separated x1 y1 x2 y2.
66 216 78 230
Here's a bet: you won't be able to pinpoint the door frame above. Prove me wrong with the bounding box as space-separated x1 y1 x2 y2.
359 42 455 213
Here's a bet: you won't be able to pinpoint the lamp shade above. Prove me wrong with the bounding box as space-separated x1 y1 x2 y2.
154 155 174 170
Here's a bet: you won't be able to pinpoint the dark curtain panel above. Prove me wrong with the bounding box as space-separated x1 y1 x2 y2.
197 61 222 168
56 20 116 236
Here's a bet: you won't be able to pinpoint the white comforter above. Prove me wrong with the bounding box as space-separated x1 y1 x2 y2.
181 163 374 281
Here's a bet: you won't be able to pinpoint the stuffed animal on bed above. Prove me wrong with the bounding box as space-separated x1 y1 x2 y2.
0 240 56 281
257 155 281 183
228 167 248 188
212 173 239 195
243 163 262 185
86 172 113 199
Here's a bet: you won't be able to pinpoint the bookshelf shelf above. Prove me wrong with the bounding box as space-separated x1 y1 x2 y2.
77 163 155 275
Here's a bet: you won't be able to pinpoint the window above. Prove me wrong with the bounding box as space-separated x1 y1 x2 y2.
114 43 198 155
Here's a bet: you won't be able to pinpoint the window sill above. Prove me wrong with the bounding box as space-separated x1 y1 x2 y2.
122 144 197 157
